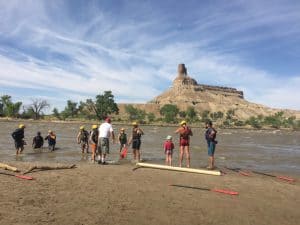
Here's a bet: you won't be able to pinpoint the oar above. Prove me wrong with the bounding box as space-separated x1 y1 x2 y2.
251 171 295 182
170 184 239 196
0 172 33 180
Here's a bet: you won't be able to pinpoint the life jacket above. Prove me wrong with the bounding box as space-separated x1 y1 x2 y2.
11 128 24 141
132 128 142 140
180 127 191 140
91 129 99 143
119 133 127 143
79 130 89 142
206 127 217 141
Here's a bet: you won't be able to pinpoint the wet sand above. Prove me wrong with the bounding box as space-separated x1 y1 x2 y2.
0 161 299 225
1 121 300 224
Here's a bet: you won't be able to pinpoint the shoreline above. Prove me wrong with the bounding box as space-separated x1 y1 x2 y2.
0 117 297 131
0 160 299 225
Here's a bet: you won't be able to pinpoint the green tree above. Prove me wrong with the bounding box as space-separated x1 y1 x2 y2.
201 110 210 121
160 104 179 123
246 116 262 129
0 95 22 117
84 91 119 120
147 112 156 123
125 105 146 122
61 100 78 119
186 106 197 122
52 108 61 119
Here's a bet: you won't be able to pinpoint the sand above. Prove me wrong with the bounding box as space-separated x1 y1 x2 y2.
0 161 299 225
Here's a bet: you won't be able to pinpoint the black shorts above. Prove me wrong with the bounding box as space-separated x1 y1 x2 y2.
15 141 24 149
132 139 141 150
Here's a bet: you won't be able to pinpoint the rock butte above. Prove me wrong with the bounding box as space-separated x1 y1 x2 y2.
118 64 300 120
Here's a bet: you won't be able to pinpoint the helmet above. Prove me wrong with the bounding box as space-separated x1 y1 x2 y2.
80 126 84 130
120 127 125 131
92 125 98 129
19 124 25 128
48 130 52 133
132 121 138 126
166 135 172 140
180 120 186 125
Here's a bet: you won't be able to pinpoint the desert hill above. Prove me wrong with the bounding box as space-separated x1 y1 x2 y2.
118 64 300 120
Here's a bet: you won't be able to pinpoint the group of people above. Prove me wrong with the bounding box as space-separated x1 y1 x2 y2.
11 118 217 169
11 124 57 154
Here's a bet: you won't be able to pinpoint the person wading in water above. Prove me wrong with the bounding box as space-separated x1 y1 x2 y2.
175 121 193 167
128 122 144 162
205 121 217 170
77 126 89 153
11 124 26 155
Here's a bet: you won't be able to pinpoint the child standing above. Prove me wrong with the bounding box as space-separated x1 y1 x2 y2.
164 135 174 166
45 130 56 151
118 128 127 159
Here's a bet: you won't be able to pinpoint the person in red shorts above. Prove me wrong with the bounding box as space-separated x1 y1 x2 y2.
163 135 174 166
175 120 193 167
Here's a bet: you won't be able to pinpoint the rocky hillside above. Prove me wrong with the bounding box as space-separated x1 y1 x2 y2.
119 64 300 120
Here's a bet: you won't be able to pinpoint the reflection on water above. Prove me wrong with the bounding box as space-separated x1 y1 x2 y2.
0 121 299 175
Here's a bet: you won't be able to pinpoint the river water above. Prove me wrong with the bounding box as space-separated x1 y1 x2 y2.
1 121 299 176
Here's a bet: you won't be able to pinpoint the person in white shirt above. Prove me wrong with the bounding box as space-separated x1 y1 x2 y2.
98 117 115 164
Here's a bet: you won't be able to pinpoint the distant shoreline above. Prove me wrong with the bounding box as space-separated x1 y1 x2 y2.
0 117 297 131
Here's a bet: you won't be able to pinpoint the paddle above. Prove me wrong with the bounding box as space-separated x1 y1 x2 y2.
0 172 33 180
120 147 128 159
225 167 295 183
170 184 239 196
251 171 295 182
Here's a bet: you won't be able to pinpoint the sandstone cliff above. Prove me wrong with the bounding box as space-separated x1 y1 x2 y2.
119 64 300 120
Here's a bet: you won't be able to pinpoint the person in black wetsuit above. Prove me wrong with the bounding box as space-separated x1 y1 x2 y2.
32 131 44 149
128 122 144 162
45 130 56 151
11 124 26 155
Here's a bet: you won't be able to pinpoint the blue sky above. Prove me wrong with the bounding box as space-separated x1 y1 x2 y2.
0 0 300 111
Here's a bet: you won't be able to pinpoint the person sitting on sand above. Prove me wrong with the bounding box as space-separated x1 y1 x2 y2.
89 125 98 162
45 130 56 151
175 120 193 167
128 122 144 162
118 128 127 159
32 131 44 149
98 117 115 164
77 126 89 153
163 135 174 166
205 121 217 170
11 124 26 155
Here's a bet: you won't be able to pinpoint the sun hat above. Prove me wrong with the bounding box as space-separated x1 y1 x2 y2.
166 135 172 140
180 120 186 125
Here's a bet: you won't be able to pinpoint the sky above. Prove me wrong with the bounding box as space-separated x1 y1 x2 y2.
0 0 300 111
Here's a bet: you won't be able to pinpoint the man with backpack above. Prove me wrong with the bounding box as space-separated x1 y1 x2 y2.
77 126 89 153
205 121 218 170
11 124 26 155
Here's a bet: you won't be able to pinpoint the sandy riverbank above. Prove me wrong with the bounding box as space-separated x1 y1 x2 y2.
0 161 299 225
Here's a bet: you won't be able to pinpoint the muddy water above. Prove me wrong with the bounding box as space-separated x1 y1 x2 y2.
1 121 299 175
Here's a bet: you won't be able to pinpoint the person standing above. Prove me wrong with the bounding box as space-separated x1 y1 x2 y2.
98 117 115 164
175 121 193 167
45 130 56 151
11 124 26 155
89 125 98 162
32 131 44 149
118 128 128 160
163 135 175 166
77 126 89 153
205 121 217 170
128 122 144 162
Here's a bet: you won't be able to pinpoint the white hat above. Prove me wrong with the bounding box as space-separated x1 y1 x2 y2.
166 135 172 140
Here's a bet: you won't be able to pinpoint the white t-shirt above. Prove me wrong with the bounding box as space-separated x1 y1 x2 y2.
98 122 113 138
